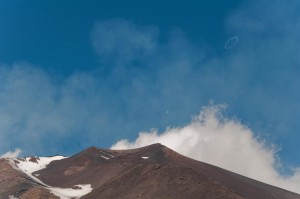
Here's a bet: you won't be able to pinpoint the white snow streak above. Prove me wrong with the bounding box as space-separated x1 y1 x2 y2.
100 155 110 160
9 156 92 199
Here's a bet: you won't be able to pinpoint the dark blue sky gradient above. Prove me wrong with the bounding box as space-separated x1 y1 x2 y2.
0 0 240 73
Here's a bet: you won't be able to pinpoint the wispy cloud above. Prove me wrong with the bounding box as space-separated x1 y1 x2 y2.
112 104 300 193
92 19 158 63
0 148 22 158
0 63 115 155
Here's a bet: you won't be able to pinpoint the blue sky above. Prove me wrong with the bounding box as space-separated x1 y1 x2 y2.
0 0 300 180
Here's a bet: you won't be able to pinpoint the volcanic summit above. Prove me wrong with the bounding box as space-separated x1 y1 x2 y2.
0 143 299 199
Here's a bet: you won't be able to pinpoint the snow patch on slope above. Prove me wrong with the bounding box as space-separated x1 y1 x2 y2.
100 155 110 160
97 150 114 158
9 156 92 199
49 185 93 199
16 156 66 174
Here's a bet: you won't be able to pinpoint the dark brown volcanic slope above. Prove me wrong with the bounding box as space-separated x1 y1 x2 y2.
36 143 299 199
0 159 58 199
1 143 300 199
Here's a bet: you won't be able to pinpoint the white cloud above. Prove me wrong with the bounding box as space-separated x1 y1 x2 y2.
0 148 22 158
112 104 300 193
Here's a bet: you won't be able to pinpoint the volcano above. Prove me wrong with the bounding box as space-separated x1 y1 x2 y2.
0 143 299 199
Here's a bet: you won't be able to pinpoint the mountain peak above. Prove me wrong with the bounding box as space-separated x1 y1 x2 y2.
1 144 299 199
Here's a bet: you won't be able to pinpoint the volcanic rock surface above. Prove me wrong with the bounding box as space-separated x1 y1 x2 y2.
1 143 300 199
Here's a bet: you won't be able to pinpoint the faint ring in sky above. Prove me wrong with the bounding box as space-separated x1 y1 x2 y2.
224 37 239 49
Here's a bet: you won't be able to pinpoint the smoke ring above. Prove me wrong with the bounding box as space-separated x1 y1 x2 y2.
224 36 239 49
